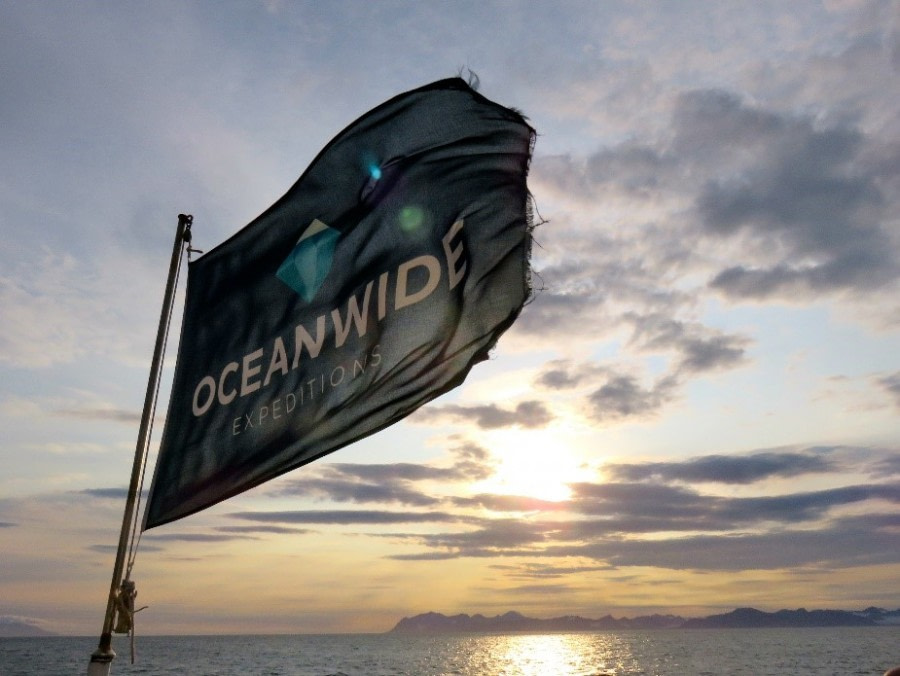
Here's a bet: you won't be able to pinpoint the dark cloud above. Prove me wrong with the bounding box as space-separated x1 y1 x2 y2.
571 482 707 519
390 517 900 569
0 522 17 528
413 401 553 429
382 478 900 565
626 313 750 374
386 495 900 570
606 451 835 484
452 494 570 512
143 533 257 543
88 544 163 554
275 476 439 507
385 519 567 560
537 365 585 390
673 89 786 161
273 448 495 506
587 373 679 422
328 462 478 483
677 335 748 373
530 82 899 316
832 512 900 531
52 407 141 424
536 360 608 390
512 286 628 345
496 583 576 595
403 518 556 550
78 487 129 500
877 371 900 409
551 518 900 571
389 550 462 561
674 89 898 299
449 439 491 462
570 481 900 527
229 509 461 525
586 142 674 194
869 454 900 478
714 485 900 522
535 320 748 423
216 525 311 535
491 563 614 579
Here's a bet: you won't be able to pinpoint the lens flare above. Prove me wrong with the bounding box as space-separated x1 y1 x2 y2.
398 205 427 233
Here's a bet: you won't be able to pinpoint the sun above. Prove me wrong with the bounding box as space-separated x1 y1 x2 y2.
472 428 592 502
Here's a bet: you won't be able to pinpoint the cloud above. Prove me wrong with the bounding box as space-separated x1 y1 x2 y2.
52 407 141 424
626 313 751 374
549 518 900 571
451 494 570 513
88 544 164 554
570 481 900 527
407 518 556 550
677 334 748 373
674 89 898 299
531 316 750 425
877 371 900 409
142 533 257 543
327 462 480 483
382 476 900 568
537 360 608 390
492 563 614 579
413 401 553 429
274 476 440 507
390 518 900 569
606 451 836 484
78 487 129 500
526 59 900 324
587 373 679 422
387 488 900 570
229 510 462 525
869 454 900 478
0 522 17 528
272 444 495 506
386 519 567 560
585 141 675 194
216 525 310 535
496 583 577 596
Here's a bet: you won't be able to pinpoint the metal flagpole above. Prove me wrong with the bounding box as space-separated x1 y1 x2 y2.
88 214 193 675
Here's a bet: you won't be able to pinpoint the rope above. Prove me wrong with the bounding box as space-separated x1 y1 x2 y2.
125 234 188 580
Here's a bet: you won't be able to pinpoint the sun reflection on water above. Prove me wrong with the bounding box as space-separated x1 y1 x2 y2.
457 632 637 676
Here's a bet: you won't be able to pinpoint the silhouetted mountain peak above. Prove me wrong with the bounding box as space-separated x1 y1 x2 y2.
390 606 900 633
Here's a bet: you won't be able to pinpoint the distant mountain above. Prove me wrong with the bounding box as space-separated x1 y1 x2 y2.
681 607 874 628
855 607 900 625
0 617 55 637
391 610 683 633
390 607 900 633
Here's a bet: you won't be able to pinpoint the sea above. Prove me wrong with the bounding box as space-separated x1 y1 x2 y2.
2 628 899 675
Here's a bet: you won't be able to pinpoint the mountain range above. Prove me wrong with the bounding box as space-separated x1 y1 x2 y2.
0 617 56 637
390 606 900 633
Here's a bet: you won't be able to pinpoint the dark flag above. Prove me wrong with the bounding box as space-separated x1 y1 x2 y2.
143 78 535 529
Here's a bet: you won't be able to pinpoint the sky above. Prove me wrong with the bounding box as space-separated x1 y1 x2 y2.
1 0 899 637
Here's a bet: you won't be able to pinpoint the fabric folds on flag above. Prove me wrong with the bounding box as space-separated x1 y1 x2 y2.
143 78 535 529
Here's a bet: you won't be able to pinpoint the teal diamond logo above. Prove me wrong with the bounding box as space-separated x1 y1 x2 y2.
276 219 340 302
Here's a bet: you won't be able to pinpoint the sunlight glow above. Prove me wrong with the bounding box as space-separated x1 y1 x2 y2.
474 429 592 503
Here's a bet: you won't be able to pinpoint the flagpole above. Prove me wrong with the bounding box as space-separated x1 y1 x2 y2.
88 214 192 676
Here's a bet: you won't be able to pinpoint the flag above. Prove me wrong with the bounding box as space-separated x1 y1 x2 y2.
143 78 535 529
